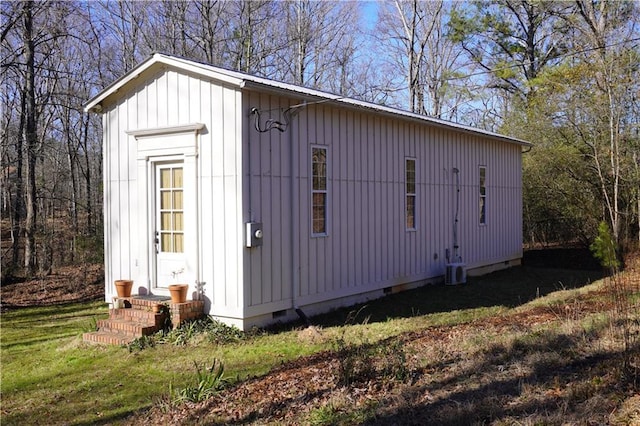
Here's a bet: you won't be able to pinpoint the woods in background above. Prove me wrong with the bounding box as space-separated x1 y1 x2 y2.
1 0 638 280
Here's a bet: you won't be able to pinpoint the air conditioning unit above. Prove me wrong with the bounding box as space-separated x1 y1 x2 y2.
445 263 466 285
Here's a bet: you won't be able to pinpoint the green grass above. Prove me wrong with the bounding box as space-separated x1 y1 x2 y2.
0 265 602 425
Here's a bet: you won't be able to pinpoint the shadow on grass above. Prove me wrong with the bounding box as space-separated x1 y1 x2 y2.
193 317 634 426
1 301 106 323
294 264 603 330
1 301 108 350
362 330 635 425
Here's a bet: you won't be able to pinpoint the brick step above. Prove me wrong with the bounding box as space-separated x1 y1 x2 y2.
129 296 171 309
96 318 161 337
110 308 168 326
112 296 170 310
83 298 205 345
83 331 135 345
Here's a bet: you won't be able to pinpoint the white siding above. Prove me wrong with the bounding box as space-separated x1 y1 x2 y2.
103 65 245 319
242 93 523 316
102 63 522 327
243 91 294 316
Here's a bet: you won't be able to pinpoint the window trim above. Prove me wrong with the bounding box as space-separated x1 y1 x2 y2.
479 165 487 225
311 145 328 237
406 157 417 230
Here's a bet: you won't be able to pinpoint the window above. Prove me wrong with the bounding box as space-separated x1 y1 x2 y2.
158 164 184 253
406 158 416 229
479 166 486 225
312 147 327 235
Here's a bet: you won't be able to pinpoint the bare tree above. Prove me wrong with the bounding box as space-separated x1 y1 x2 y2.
190 0 227 64
21 0 38 274
95 0 147 75
376 0 470 118
569 0 639 244
268 1 359 90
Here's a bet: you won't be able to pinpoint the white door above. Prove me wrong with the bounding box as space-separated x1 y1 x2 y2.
154 162 186 288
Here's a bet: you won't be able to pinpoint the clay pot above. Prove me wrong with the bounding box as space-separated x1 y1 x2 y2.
168 284 188 303
115 280 133 298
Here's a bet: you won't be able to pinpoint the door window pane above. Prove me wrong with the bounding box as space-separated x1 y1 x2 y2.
173 168 183 188
173 191 183 209
161 191 171 209
157 165 185 253
160 169 171 187
174 233 184 253
161 233 171 251
174 212 183 231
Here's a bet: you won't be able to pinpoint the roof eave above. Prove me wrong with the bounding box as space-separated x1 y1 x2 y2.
84 53 245 113
85 53 531 147
241 80 531 147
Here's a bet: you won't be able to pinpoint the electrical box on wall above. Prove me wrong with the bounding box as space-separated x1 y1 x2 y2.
246 222 263 248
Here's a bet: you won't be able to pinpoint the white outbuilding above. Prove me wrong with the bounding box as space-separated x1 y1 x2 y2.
85 53 530 330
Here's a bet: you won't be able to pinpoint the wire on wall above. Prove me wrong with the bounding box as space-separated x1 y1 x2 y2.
251 106 297 133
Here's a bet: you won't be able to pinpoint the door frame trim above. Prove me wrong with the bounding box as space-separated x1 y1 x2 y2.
129 124 203 296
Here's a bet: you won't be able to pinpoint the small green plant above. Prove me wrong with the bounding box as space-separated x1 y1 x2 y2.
159 317 245 346
590 221 620 271
204 318 245 344
333 335 376 386
127 335 156 352
378 339 409 382
308 404 343 425
151 392 175 413
171 359 226 403
590 221 636 374
82 316 98 333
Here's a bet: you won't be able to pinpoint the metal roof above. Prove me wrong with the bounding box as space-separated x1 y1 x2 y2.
85 52 531 147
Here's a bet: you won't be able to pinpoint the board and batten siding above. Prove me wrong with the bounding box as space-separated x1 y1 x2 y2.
102 66 246 322
243 91 522 317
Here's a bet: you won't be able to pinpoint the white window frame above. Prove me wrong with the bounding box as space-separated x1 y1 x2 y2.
406 157 417 230
311 145 328 236
479 165 487 225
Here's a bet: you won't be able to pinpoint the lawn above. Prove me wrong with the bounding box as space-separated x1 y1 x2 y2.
2 261 638 425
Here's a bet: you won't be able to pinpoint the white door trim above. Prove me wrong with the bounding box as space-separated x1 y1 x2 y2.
130 124 202 296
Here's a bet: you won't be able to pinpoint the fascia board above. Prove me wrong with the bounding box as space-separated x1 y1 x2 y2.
84 55 157 113
85 52 531 147
241 80 531 147
84 53 245 113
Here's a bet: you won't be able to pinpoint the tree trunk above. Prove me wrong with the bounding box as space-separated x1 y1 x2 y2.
82 113 93 233
22 0 38 276
12 87 26 271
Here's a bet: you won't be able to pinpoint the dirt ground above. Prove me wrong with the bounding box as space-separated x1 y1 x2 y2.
0 263 104 311
130 252 639 425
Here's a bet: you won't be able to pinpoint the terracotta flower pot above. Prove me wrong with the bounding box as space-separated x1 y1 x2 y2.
115 280 133 298
169 284 188 303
